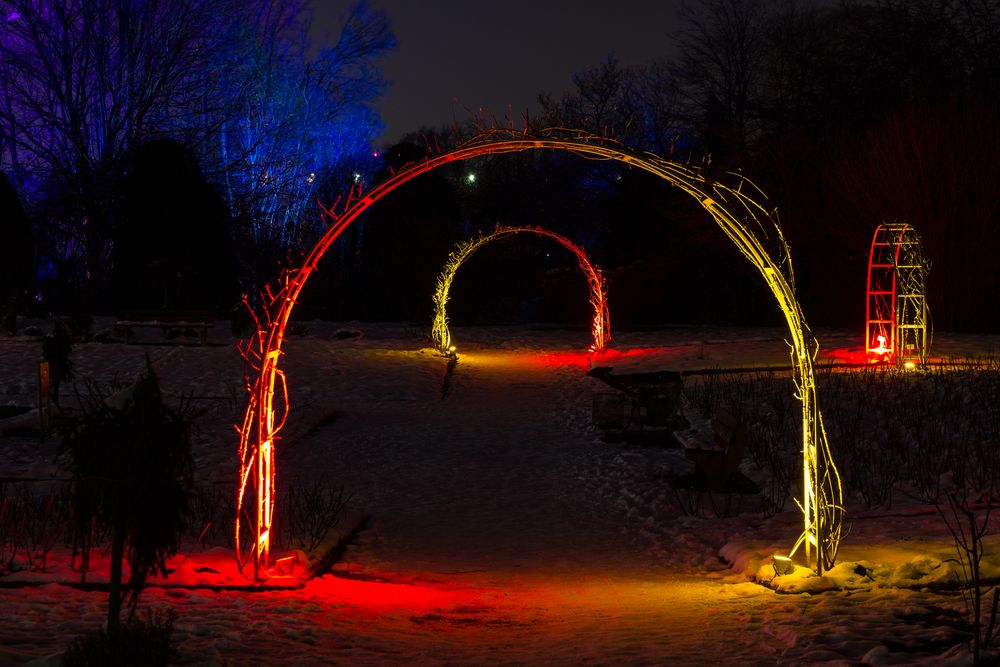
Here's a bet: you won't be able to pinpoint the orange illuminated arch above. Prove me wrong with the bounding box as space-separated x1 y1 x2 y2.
236 128 843 579
431 225 610 355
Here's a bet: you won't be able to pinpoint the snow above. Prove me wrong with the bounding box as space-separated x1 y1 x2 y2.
1 319 999 664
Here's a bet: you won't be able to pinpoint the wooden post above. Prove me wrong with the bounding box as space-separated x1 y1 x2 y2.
37 360 51 439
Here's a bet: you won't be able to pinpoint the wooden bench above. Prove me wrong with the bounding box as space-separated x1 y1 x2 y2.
115 309 215 345
672 408 747 490
588 367 683 430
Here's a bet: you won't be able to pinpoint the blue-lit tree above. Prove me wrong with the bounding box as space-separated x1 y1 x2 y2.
0 0 394 306
0 0 239 299
211 1 394 282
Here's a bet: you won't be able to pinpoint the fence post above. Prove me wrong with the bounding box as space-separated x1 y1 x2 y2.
37 360 50 440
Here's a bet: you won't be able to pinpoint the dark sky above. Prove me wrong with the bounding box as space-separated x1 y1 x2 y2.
311 1 681 145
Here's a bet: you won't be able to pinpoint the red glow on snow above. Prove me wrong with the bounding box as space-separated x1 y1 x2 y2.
460 346 676 370
305 575 488 613
531 350 594 368
822 346 878 365
609 347 675 360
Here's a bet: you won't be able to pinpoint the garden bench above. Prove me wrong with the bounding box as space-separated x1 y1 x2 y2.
588 366 683 431
115 309 215 345
672 408 747 490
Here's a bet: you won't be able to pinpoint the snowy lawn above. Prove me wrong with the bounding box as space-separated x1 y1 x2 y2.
1 320 998 665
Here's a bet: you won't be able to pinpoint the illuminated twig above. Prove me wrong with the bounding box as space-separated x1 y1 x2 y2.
431 225 611 354
236 127 843 577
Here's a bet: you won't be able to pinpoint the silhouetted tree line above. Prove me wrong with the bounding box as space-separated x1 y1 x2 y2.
362 0 995 332
3 0 998 333
532 0 1000 331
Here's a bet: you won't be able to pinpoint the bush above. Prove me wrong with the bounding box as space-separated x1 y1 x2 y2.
680 362 1000 513
58 361 193 635
64 608 177 667
270 475 350 554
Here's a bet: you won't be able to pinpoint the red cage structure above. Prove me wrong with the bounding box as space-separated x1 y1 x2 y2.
865 222 931 366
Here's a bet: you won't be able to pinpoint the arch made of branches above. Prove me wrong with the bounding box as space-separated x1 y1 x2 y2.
431 225 610 355
236 128 843 580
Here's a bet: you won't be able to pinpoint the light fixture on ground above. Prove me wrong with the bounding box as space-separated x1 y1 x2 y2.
772 554 795 576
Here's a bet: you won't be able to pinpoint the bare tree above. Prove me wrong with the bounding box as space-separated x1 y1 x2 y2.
214 1 395 267
0 0 239 289
539 57 681 153
0 0 395 302
672 0 772 160
953 0 1000 78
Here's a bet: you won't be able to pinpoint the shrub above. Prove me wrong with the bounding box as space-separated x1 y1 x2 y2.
64 608 177 667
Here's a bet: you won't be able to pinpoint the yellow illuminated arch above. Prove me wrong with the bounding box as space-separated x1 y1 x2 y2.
431 225 610 354
236 128 843 579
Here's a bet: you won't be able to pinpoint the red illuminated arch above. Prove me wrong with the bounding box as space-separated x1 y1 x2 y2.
431 225 610 355
236 129 843 579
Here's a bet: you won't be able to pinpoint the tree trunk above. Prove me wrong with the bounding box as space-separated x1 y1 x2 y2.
107 522 125 639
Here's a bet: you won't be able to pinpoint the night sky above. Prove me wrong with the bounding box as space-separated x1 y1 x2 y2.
310 0 682 145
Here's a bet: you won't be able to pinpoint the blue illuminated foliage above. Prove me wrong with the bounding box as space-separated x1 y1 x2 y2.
208 1 394 276
0 0 394 304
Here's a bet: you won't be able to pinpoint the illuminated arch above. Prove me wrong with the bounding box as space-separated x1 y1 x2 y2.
431 225 610 355
236 128 843 579
865 222 931 366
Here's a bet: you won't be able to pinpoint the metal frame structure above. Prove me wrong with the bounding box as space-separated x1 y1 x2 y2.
235 128 843 580
431 225 610 355
866 223 931 366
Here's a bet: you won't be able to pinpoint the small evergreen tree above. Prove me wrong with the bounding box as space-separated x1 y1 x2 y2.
113 140 239 315
60 360 193 638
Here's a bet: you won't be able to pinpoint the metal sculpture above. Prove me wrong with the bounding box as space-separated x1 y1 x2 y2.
866 222 931 366
431 225 610 355
236 128 843 579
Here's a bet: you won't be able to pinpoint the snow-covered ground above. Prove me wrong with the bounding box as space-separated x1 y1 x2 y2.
1 320 999 665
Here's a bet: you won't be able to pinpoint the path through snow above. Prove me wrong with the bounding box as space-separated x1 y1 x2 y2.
0 322 995 664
